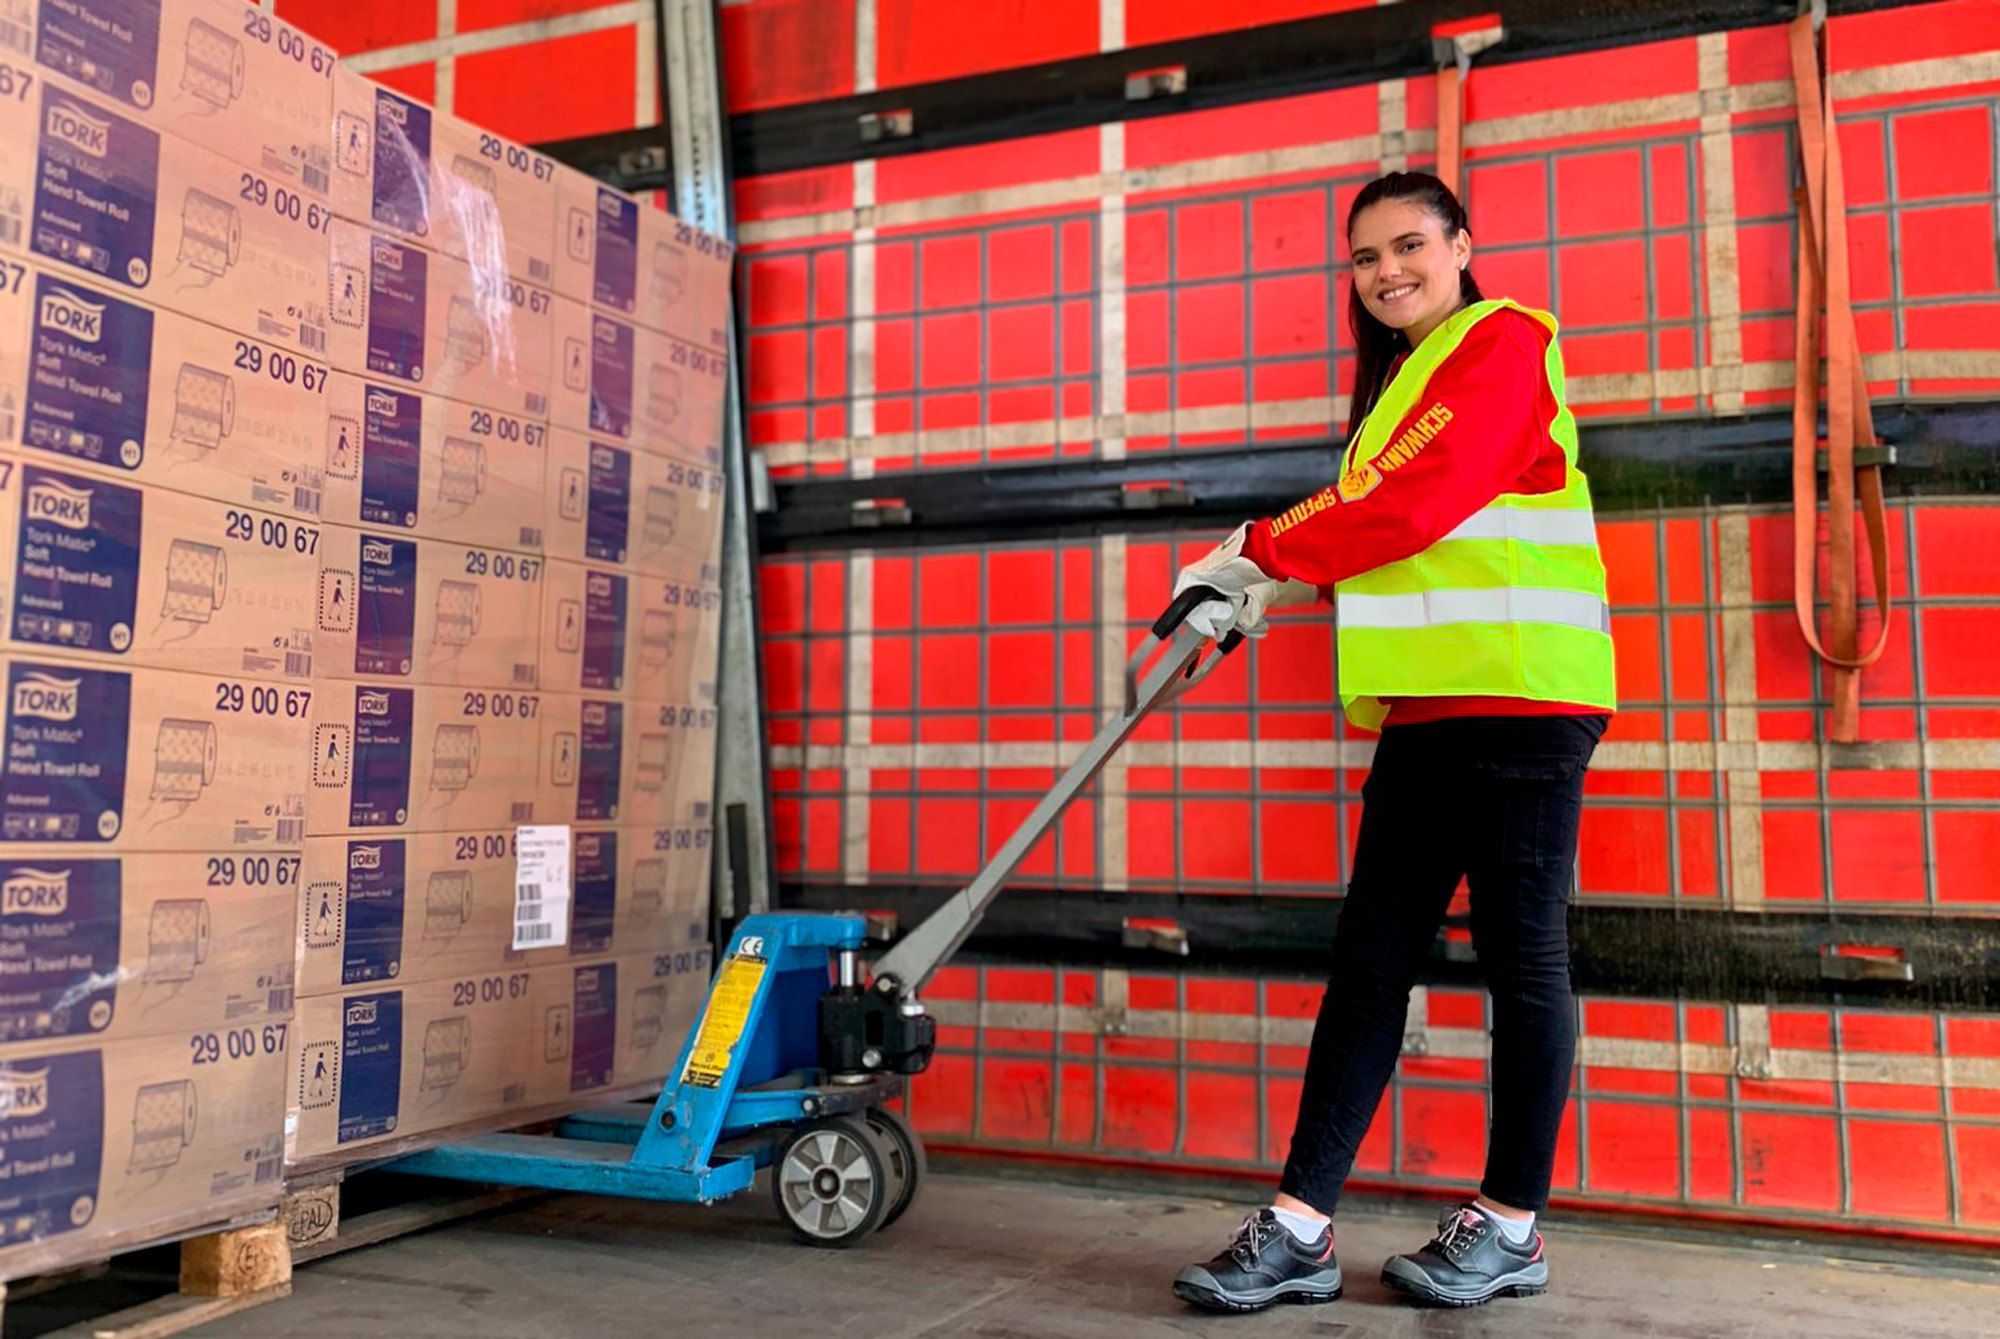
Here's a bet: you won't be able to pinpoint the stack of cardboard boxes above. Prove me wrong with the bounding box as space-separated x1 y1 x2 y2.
0 0 728 1277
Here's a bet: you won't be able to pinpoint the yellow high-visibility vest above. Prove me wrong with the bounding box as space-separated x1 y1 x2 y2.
1332 299 1617 729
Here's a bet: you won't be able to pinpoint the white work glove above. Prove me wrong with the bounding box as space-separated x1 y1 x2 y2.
1171 522 1318 641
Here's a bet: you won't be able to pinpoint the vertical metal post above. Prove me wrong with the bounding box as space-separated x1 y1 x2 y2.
661 0 776 917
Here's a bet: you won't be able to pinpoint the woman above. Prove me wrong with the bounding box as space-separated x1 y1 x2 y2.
1167 171 1616 1313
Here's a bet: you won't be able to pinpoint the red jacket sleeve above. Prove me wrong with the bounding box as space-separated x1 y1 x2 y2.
1241 311 1566 589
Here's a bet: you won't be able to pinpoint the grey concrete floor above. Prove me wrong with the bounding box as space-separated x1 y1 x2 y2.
199 1170 2000 1339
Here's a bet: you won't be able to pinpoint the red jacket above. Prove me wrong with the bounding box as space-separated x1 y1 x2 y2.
1240 308 1607 727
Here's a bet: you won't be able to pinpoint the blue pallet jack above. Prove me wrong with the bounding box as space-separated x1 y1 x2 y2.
386 592 1241 1246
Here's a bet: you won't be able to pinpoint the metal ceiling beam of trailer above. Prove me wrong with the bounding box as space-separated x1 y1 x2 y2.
780 882 2000 1013
539 0 1934 185
725 0 1928 177
757 401 2000 551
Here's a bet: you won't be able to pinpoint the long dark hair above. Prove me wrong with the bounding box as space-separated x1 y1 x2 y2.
1344 172 1483 444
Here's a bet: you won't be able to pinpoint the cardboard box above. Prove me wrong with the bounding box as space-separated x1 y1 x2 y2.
542 428 723 576
536 693 717 827
0 70 330 356
539 560 719 703
0 454 317 678
0 262 323 517
329 65 557 290
305 680 546 837
0 848 294 1045
314 524 543 689
325 218 553 422
548 294 724 460
551 169 732 350
287 949 709 1163
2 655 307 848
6 0 336 200
321 373 546 553
0 1032 287 1280
296 821 712 996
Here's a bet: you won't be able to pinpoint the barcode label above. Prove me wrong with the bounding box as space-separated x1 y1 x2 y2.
519 527 543 549
254 1157 282 1185
285 651 312 678
277 819 305 843
303 165 329 195
268 988 294 1013
512 664 537 686
0 216 19 249
512 824 571 951
0 411 14 444
0 21 29 55
510 802 534 823
295 487 322 516
525 393 548 416
530 260 550 283
300 325 327 354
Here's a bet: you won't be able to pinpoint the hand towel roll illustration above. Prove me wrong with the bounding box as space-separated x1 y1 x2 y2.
152 720 218 801
652 242 687 306
634 733 671 793
433 580 482 649
178 190 242 278
162 541 228 626
128 1080 198 1172
423 870 472 940
630 858 664 917
554 599 582 654
561 337 587 392
147 899 212 983
304 881 342 948
438 437 486 505
334 112 371 176
564 207 592 263
180 18 247 110
631 984 667 1052
638 610 676 673
444 298 488 365
430 725 480 792
170 366 235 452
641 486 680 551
327 415 361 479
313 725 351 788
647 367 682 429
421 1016 472 1090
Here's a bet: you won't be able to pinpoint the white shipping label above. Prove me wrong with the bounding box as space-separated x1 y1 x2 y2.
512 823 572 950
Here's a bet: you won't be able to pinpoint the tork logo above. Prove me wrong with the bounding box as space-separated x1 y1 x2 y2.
45 101 111 157
590 445 617 469
346 1000 377 1027
39 287 105 341
583 703 607 727
593 317 621 345
350 845 383 872
357 690 392 717
3 869 71 917
586 572 611 598
1 1068 51 1118
361 540 395 567
596 191 620 219
371 238 404 270
25 478 94 530
578 835 601 859
366 389 402 416
13 672 82 721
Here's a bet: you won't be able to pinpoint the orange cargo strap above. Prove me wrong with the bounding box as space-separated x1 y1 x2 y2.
1789 7 1893 744
1431 16 1502 197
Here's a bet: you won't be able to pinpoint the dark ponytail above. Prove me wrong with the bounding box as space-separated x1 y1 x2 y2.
1344 171 1482 444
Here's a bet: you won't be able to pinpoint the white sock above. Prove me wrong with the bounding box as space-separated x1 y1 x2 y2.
1271 1204 1329 1243
1476 1204 1536 1247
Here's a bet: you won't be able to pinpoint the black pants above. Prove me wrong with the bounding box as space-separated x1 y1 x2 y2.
1278 713 1605 1216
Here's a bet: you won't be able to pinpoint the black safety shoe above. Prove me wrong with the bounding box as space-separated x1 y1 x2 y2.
1172 1208 1343 1313
1381 1203 1549 1307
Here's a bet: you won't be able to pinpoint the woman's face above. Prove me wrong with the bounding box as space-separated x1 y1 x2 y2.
1348 199 1473 346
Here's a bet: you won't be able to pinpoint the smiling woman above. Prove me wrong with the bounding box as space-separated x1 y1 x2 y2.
1167 170 1620 1314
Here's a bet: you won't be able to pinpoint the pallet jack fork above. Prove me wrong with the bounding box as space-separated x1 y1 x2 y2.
386 591 1242 1245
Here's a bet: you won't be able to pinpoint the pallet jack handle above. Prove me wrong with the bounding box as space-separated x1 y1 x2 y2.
865 588 1244 1001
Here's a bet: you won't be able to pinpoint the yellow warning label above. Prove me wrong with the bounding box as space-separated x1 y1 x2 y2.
681 954 768 1088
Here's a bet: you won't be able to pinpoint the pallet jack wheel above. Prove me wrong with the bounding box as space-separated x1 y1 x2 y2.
772 1115 892 1247
864 1107 925 1229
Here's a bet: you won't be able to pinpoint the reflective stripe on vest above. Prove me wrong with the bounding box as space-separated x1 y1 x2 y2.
1333 298 1617 729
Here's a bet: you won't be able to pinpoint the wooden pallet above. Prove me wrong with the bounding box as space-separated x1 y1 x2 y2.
2 1220 291 1339
281 1170 547 1265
